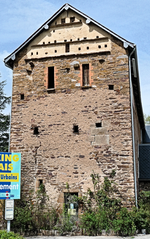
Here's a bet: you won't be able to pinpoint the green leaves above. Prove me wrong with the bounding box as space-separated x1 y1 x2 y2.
0 230 23 239
0 80 10 152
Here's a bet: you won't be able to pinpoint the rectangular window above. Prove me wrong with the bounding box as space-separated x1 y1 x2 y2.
48 67 55 89
82 64 89 86
65 43 70 53
61 18 65 24
70 17 75 23
64 192 78 215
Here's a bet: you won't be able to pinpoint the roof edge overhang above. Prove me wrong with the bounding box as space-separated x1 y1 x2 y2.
4 3 135 69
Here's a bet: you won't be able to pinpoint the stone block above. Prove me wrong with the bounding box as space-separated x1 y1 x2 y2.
94 135 109 145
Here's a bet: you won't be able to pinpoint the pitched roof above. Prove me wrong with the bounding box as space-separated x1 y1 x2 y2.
4 3 135 69
3 3 145 129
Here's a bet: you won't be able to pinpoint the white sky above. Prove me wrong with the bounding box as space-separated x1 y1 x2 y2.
1 0 150 115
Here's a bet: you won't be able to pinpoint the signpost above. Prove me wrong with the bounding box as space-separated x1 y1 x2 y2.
0 152 21 232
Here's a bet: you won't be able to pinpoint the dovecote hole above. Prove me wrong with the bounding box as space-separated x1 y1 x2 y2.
109 85 114 90
96 122 102 127
20 94 24 100
73 124 79 133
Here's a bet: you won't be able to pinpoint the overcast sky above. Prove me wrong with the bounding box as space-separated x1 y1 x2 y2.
1 0 150 115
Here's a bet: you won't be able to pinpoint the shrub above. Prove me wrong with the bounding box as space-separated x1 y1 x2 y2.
0 230 23 239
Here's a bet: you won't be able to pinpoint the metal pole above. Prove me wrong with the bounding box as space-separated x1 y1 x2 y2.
7 220 10 233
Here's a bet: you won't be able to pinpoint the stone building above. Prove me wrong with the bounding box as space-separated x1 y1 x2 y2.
4 3 146 211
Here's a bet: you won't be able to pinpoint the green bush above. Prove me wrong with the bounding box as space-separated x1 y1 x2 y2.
78 171 150 236
0 230 24 239
112 207 136 236
11 184 58 234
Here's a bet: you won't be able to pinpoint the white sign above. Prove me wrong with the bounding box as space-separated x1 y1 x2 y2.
5 199 14 220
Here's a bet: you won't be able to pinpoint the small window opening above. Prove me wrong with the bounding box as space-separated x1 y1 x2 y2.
55 50 57 53
45 52 48 55
96 122 102 127
84 37 87 40
109 85 114 90
65 43 70 53
48 41 50 44
82 64 89 86
36 52 38 55
96 36 99 38
78 47 81 51
34 126 39 135
98 45 101 48
27 70 32 75
39 179 43 186
54 40 57 43
87 46 89 50
73 124 79 133
105 44 107 48
66 68 70 73
48 67 55 89
64 192 78 215
70 17 75 23
99 59 105 64
64 39 67 42
31 52 33 55
43 42 45 44
61 18 65 24
78 38 80 41
70 39 72 41
53 30 55 32
20 94 24 100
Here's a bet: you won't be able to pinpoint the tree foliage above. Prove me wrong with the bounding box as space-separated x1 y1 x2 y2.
0 79 10 152
144 114 150 125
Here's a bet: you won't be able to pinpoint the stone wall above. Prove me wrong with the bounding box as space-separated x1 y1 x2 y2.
10 36 137 209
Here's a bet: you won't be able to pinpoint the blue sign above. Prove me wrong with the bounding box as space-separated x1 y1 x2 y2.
0 153 21 199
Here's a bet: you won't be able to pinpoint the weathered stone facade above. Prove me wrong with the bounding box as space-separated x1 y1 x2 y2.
4 4 145 210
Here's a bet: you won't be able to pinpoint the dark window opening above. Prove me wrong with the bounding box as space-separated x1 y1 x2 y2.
27 70 32 75
66 68 70 73
65 43 70 53
70 39 72 41
96 36 99 38
61 18 65 24
84 37 87 40
82 64 89 86
87 46 89 50
31 52 33 55
98 45 101 48
20 94 24 100
39 179 43 186
64 192 78 215
96 122 102 127
64 39 67 42
48 67 55 89
70 17 75 23
78 38 80 41
53 30 55 32
99 59 105 64
78 47 81 50
73 124 79 133
36 52 38 55
105 44 107 48
54 40 57 43
109 85 114 90
55 50 57 53
48 41 50 44
45 52 48 55
43 42 45 44
34 126 39 135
